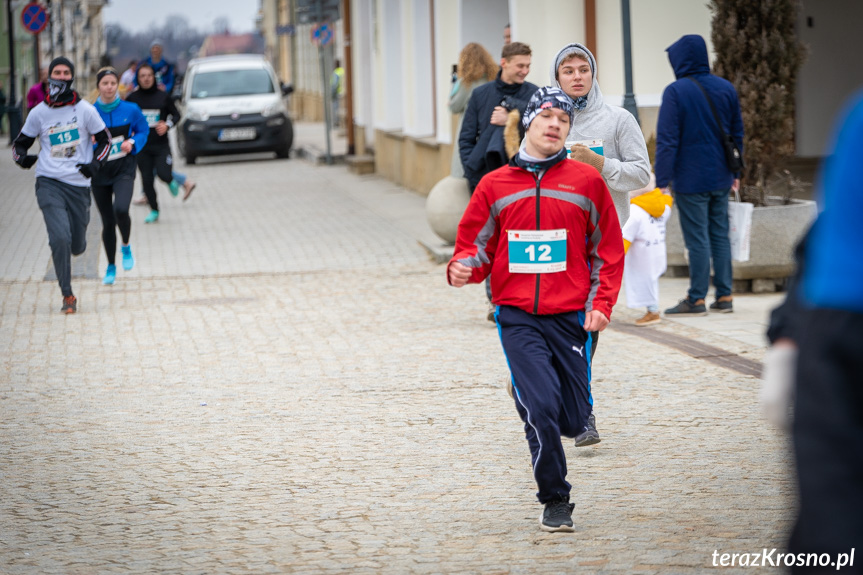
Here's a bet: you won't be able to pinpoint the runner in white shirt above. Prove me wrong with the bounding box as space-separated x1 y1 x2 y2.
12 56 112 314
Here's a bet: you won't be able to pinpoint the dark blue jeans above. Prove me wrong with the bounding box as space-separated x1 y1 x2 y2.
675 188 732 302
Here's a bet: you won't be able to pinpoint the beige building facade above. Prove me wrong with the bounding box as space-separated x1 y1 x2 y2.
259 0 863 196
349 0 713 196
258 0 344 123
4 0 107 109
43 0 109 97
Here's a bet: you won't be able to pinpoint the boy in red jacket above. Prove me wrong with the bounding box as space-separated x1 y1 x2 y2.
448 87 624 532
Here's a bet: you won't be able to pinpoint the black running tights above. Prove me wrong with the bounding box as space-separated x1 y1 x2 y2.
136 145 173 211
92 179 134 265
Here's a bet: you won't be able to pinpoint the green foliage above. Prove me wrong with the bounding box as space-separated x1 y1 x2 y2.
710 0 804 205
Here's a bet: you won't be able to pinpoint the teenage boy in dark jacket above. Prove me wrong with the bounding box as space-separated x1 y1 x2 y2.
458 41 538 193
654 34 743 316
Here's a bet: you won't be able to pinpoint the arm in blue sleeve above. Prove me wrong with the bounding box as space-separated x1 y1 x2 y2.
130 106 150 154
654 85 680 189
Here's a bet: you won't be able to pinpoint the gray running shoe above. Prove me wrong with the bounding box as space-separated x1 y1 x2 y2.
709 296 734 313
664 298 707 316
574 413 601 447
540 498 575 532
487 301 496 322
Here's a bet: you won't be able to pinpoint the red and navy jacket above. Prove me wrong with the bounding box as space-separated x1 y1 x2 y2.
448 156 624 319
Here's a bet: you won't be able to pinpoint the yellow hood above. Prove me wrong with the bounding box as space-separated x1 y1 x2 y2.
631 189 673 218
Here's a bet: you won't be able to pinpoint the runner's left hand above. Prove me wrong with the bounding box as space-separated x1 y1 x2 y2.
76 160 101 179
583 310 609 332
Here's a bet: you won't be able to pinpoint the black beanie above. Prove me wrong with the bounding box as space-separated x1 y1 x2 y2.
49 57 75 79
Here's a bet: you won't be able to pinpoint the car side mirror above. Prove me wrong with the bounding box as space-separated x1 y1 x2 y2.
281 83 294 96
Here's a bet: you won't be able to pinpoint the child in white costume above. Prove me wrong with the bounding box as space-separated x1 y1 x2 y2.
622 174 673 326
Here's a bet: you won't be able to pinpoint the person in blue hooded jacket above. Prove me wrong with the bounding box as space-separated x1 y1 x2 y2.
92 67 149 285
654 34 743 316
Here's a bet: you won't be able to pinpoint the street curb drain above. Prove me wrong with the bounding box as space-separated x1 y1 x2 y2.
608 321 763 377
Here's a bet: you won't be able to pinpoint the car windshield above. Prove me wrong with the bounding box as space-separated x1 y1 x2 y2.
190 68 275 99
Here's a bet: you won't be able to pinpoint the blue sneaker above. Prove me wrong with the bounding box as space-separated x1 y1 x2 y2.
169 180 180 197
121 245 134 271
144 210 159 223
103 264 116 285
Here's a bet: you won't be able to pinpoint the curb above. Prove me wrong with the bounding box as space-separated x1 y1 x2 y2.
297 144 346 165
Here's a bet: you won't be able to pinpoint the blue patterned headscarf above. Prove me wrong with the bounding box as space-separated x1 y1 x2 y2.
521 87 575 131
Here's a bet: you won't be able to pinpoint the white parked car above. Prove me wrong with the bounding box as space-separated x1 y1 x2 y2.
177 54 293 164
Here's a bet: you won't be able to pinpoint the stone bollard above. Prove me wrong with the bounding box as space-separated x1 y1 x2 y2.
425 176 471 245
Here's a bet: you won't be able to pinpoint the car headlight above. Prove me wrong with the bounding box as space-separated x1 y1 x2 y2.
185 109 210 122
261 103 285 118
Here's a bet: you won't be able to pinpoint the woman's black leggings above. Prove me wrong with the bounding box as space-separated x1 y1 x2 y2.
92 178 134 265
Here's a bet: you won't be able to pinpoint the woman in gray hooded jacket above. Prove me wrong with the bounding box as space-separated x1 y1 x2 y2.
550 43 651 226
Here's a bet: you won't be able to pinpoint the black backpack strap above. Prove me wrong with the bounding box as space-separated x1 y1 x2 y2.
685 76 728 140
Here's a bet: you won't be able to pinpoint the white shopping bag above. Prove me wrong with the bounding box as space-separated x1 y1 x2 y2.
728 189 753 262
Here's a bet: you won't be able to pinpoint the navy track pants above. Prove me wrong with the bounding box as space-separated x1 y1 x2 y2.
495 305 593 503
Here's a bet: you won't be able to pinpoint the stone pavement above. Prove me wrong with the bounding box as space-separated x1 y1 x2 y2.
1 126 795 574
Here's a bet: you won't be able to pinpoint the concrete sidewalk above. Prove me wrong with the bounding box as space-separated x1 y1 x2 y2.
0 126 794 574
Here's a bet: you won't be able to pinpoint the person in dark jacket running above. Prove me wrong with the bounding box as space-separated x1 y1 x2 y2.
654 34 743 317
126 64 194 223
92 67 150 285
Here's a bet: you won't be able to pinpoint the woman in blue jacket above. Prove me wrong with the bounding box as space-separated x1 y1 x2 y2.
92 67 149 285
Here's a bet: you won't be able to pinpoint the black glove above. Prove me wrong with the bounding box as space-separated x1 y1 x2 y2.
16 155 38 169
76 160 101 179
499 95 517 111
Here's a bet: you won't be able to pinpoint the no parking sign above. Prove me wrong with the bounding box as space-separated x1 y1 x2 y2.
310 23 333 46
20 2 49 35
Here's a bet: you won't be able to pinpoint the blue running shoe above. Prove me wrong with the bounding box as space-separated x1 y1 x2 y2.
103 264 116 285
144 210 159 223
121 245 134 271
169 180 180 197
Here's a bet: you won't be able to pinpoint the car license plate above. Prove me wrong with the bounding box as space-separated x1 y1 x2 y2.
218 127 256 142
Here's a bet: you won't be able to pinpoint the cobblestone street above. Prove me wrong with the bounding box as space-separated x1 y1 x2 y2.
0 129 794 574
